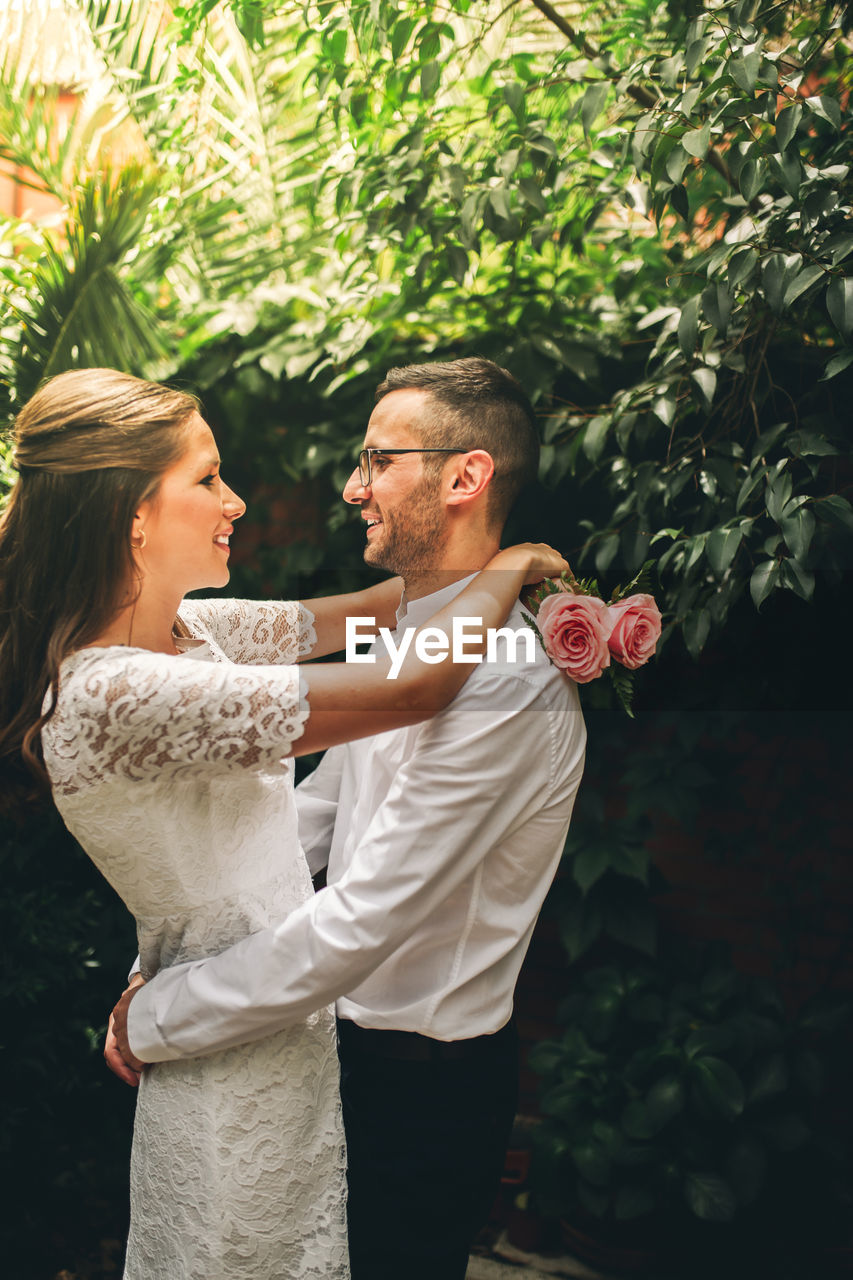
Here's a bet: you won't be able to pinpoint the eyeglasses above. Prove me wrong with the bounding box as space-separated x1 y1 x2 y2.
357 448 468 487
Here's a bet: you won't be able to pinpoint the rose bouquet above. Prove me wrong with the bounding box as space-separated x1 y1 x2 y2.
523 561 661 716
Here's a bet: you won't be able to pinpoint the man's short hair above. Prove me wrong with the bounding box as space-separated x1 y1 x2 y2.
374 357 540 529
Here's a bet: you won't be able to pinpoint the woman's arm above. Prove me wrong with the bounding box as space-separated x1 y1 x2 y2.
293 543 567 756
300 576 403 659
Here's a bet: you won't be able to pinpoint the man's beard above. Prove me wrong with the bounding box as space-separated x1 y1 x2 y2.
364 476 449 578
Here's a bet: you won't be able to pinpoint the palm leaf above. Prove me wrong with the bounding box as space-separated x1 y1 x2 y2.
2 165 172 405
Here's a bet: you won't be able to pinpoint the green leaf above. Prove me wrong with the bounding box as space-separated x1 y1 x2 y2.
821 350 853 381
779 506 815 559
420 60 440 98
750 560 779 609
692 1056 745 1119
518 177 546 212
581 83 609 138
683 607 711 658
783 264 825 307
780 557 815 601
659 53 682 88
787 430 838 458
701 281 733 332
573 843 611 894
390 15 416 60
682 123 711 159
706 526 742 576
826 277 853 337
666 143 691 185
762 253 802 314
775 102 802 151
685 38 710 77
651 395 676 427
805 95 841 130
691 367 716 408
728 246 757 288
748 1054 788 1105
738 157 763 201
729 49 761 94
499 148 521 179
827 233 853 266
608 663 636 719
445 243 468 285
489 185 512 222
685 1172 737 1222
631 111 656 172
502 81 524 118
559 897 602 963
769 150 803 197
816 494 853 530
765 467 793 521
669 183 689 221
677 295 700 357
594 533 620 574
644 1076 685 1131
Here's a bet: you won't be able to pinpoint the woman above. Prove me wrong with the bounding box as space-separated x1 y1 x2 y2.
0 368 566 1280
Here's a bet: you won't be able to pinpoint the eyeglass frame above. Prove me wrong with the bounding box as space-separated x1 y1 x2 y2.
357 447 471 488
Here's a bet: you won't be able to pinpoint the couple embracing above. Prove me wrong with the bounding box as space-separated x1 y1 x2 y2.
0 357 586 1279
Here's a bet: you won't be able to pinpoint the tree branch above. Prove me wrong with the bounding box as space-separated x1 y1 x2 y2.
527 0 733 188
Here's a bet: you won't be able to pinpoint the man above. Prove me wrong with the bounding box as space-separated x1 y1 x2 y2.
110 357 586 1279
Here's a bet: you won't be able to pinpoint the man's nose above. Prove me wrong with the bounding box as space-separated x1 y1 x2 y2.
343 467 369 504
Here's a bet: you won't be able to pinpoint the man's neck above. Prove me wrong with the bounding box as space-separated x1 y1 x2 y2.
402 566 483 602
403 537 500 601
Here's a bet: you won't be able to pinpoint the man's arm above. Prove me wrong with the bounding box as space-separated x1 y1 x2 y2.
294 746 346 878
118 671 583 1064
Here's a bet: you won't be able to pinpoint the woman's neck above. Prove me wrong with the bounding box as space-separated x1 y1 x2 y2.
89 585 183 654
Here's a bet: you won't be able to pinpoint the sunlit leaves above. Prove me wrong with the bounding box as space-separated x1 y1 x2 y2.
826 276 853 336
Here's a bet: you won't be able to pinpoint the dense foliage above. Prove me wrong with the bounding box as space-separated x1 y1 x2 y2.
1 0 850 1272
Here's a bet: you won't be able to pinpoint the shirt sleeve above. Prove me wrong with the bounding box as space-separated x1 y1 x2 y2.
49 649 308 798
179 598 317 664
126 670 585 1061
295 748 346 877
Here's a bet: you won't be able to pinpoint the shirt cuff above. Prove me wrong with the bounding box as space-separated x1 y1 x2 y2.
126 979 178 1064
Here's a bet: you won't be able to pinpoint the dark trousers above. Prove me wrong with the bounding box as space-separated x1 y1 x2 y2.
337 1018 518 1280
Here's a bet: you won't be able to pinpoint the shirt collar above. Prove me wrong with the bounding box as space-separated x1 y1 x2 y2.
395 574 479 632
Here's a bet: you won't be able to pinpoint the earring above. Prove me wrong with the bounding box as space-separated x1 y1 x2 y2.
131 530 147 551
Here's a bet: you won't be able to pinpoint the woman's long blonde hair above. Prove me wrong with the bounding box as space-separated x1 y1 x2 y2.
0 367 199 816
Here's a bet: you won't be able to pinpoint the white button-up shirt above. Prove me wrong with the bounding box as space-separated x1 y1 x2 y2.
127 580 586 1061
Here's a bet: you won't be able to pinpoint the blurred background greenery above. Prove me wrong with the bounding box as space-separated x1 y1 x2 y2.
1 0 851 1275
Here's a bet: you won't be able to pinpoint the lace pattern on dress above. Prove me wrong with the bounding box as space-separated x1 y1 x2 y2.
48 647 309 797
179 598 317 662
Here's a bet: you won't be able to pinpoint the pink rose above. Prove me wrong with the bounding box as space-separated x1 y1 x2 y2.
536 591 612 683
606 593 662 669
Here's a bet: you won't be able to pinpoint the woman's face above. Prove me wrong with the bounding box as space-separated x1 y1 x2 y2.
133 413 246 596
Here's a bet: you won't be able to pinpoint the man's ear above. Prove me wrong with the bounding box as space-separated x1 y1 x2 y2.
444 450 494 506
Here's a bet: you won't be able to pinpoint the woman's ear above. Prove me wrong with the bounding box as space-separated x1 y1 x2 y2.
445 450 495 506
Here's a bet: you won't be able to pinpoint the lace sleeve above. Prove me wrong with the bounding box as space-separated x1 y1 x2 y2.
47 649 309 797
179 598 317 664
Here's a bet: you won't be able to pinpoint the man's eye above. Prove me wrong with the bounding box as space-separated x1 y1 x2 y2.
200 474 218 486
371 455 389 470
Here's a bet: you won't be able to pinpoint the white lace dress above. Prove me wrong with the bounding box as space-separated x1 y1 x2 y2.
41 599 349 1280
